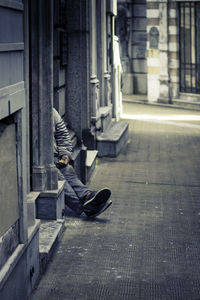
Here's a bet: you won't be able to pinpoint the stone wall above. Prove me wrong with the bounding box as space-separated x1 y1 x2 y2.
116 0 147 95
132 0 147 95
147 0 179 103
168 1 179 100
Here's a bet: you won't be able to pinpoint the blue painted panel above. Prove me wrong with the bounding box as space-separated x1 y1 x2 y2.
0 52 24 88
0 7 23 43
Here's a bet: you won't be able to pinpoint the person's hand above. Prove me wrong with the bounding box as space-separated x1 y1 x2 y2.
56 155 69 169
60 155 69 165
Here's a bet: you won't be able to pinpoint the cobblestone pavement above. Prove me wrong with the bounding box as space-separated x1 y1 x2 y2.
31 103 200 300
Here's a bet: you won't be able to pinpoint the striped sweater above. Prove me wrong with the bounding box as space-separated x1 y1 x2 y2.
53 108 73 159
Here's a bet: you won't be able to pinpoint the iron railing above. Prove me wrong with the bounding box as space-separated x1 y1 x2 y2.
179 2 200 94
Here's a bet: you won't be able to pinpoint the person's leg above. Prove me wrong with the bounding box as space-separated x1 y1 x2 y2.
56 160 112 217
62 165 112 210
56 164 86 215
63 180 84 215
60 164 89 199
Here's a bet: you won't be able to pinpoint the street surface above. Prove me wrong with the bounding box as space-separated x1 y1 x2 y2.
31 103 200 300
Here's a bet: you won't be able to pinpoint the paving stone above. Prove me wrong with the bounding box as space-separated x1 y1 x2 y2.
31 103 200 300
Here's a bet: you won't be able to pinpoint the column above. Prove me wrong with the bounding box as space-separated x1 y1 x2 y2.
158 0 171 103
97 0 107 107
31 0 58 191
89 0 100 123
147 0 160 102
104 0 112 107
66 0 90 140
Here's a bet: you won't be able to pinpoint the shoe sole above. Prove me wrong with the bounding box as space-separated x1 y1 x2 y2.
83 188 111 210
86 199 112 218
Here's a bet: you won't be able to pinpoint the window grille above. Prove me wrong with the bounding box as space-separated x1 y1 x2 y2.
179 2 200 94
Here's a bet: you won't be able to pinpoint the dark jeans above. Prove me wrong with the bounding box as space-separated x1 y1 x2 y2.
55 158 89 214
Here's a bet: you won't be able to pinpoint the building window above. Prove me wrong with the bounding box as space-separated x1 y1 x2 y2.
179 2 200 94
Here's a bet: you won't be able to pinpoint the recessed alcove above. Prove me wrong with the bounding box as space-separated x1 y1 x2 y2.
0 115 20 269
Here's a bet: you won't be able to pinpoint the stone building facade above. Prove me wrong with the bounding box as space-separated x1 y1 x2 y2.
0 1 128 299
117 0 200 109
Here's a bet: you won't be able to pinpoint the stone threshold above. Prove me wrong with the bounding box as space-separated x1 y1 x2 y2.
123 94 200 111
97 120 129 157
39 219 65 274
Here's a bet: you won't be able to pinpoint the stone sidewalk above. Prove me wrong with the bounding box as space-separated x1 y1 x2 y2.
30 103 200 300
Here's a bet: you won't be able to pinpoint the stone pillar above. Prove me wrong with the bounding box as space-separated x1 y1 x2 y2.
66 0 90 140
104 1 112 107
97 0 106 107
89 0 100 126
107 0 118 117
31 0 58 191
116 1 133 96
104 72 112 107
158 0 171 103
105 0 116 107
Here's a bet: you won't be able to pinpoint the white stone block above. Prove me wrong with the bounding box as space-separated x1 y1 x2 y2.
147 57 160 67
169 26 179 35
169 43 179 52
160 83 169 98
169 9 177 18
147 75 160 102
171 82 179 98
169 59 179 68
170 75 179 83
159 43 168 51
160 52 168 69
147 9 159 18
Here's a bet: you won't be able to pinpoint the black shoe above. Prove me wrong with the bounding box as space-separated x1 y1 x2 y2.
83 188 111 211
84 199 112 218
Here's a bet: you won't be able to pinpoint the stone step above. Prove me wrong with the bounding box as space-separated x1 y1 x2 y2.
97 120 129 157
123 94 148 103
99 106 112 132
86 150 98 182
36 181 65 220
179 92 200 102
39 219 65 274
123 93 200 111
172 99 200 111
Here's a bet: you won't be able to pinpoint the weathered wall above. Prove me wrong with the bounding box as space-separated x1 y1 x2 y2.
0 122 19 237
